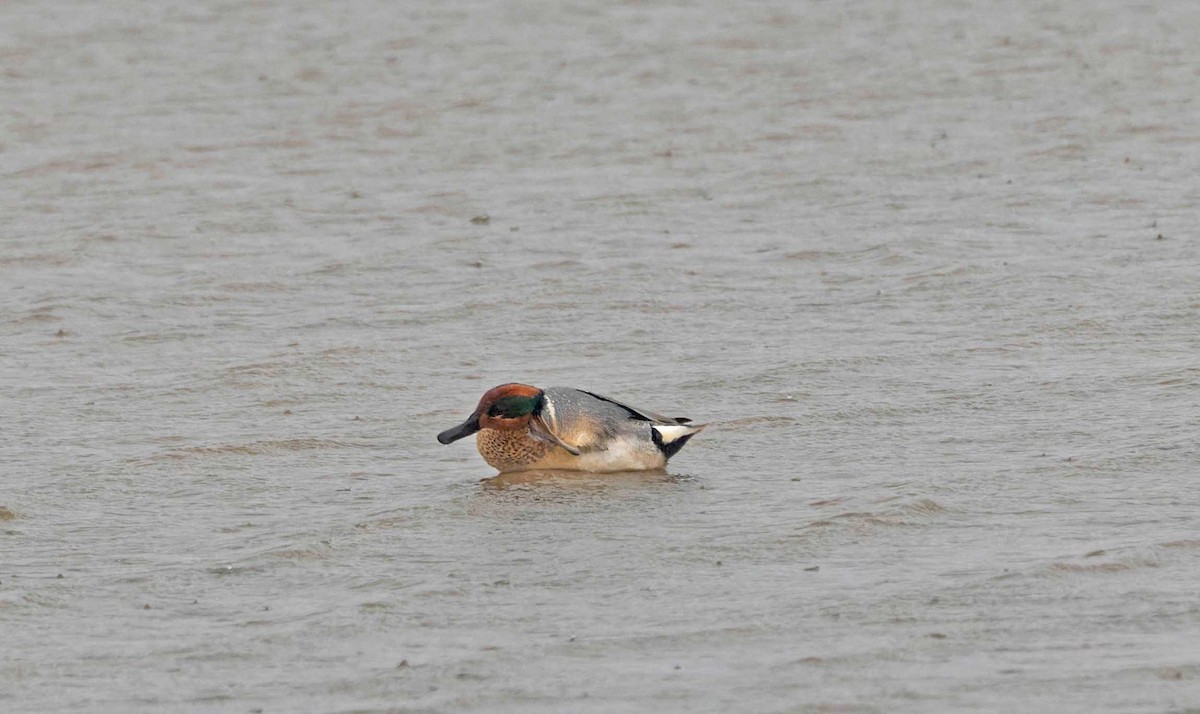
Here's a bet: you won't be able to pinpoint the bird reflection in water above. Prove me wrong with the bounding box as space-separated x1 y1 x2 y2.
480 468 685 491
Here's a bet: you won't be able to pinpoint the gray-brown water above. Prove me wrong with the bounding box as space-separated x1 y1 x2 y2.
4 1 1200 711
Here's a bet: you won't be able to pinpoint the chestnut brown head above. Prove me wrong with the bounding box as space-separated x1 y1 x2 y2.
436 383 544 444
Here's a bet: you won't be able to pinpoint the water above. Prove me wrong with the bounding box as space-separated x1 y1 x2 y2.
3 0 1200 711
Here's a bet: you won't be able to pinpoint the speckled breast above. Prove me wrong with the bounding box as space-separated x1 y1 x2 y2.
475 428 551 472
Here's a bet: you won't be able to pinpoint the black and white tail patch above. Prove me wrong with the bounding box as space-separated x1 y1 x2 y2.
650 424 705 459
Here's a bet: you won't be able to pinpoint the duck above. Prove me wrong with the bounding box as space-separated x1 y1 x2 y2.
436 383 706 473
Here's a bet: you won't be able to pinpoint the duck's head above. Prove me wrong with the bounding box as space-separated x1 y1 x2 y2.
437 383 544 444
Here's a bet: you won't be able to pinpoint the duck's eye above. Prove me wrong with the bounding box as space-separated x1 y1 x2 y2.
488 395 536 418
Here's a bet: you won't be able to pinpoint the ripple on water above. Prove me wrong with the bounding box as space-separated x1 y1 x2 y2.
1045 558 1160 575
804 498 949 531
133 438 364 463
717 415 799 429
995 544 1184 582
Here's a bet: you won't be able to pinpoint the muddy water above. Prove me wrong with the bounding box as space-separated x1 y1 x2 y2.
3 0 1200 711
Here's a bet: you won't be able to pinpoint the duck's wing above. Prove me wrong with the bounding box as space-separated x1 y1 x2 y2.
572 390 706 458
538 387 693 452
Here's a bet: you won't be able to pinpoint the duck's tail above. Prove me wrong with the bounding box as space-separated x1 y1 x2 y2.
650 422 706 459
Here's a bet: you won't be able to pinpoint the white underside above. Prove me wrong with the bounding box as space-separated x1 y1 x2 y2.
559 425 704 472
568 436 666 472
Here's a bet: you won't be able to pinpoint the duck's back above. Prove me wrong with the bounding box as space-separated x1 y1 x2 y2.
542 387 688 448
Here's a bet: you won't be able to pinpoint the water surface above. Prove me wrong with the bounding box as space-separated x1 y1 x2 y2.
3 0 1200 711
